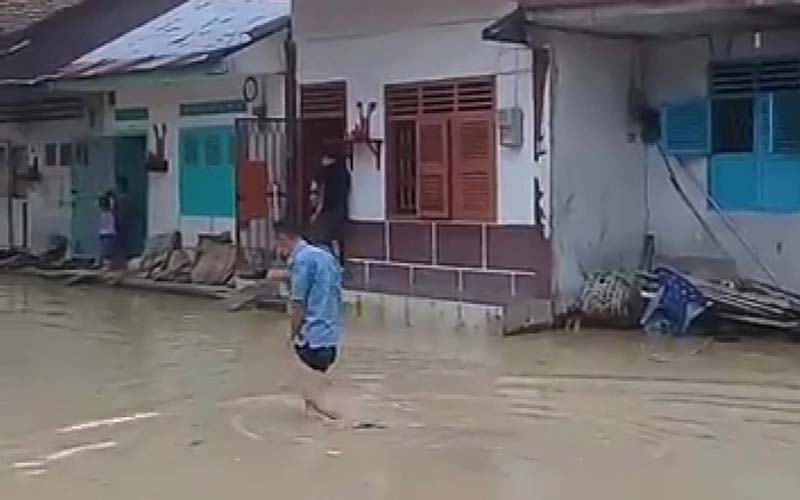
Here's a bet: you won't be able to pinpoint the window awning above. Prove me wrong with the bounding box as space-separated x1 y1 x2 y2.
484 0 800 41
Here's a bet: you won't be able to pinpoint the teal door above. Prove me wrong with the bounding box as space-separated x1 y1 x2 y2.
71 138 114 257
179 126 236 218
114 136 148 255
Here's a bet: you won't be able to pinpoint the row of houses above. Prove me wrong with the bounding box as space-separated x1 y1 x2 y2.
2 0 800 333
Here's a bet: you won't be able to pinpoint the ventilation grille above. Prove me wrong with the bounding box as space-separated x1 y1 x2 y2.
386 77 495 118
301 81 346 119
711 59 800 96
0 97 84 123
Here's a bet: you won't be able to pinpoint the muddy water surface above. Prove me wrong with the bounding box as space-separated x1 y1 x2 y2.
1 277 800 499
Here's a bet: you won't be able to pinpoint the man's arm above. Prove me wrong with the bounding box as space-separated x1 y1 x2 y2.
289 257 311 342
289 301 305 341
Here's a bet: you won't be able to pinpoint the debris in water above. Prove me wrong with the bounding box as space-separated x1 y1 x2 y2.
691 337 714 356
189 439 204 447
648 353 670 363
352 421 388 430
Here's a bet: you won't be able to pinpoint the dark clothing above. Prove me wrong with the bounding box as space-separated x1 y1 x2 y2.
295 343 338 373
308 209 347 244
112 193 130 258
303 211 328 247
321 160 351 214
99 234 115 260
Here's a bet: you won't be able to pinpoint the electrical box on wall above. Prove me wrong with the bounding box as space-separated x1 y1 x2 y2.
499 107 524 149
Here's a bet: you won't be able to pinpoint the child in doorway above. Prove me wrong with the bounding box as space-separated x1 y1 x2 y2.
97 192 116 270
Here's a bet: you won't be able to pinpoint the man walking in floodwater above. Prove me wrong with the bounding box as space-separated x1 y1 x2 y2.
270 220 343 421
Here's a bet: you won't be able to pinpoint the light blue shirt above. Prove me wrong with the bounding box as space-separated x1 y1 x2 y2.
289 240 343 348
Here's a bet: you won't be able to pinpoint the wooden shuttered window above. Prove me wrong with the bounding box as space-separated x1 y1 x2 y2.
387 119 417 215
385 76 496 221
417 117 450 218
451 112 496 221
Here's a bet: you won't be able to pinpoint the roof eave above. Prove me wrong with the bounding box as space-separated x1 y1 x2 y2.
486 1 800 42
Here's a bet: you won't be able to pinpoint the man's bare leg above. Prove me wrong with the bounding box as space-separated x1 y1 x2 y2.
296 362 340 421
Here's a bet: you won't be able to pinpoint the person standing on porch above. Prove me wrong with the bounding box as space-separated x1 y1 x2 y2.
97 192 116 270
269 219 343 421
112 177 130 266
304 178 331 250
317 154 351 265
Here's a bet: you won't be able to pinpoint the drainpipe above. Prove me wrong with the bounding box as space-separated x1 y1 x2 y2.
283 23 299 224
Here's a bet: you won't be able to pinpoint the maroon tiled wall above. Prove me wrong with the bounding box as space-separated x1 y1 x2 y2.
345 221 385 260
461 271 513 304
344 261 365 290
368 263 410 295
436 224 482 267
412 268 459 301
345 220 552 304
487 225 549 272
389 222 432 264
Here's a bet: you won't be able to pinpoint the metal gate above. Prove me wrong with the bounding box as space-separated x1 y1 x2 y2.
235 118 289 272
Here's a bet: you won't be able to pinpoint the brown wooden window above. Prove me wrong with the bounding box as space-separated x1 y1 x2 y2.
385 76 496 221
299 81 348 219
45 143 58 167
59 143 73 167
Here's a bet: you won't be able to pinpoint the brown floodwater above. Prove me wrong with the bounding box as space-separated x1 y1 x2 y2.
1 276 800 499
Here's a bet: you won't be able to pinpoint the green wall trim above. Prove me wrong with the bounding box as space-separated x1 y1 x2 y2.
179 99 246 117
115 107 149 121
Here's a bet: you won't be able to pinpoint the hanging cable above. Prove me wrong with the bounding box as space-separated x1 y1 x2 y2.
678 154 780 286
656 143 779 285
655 143 728 255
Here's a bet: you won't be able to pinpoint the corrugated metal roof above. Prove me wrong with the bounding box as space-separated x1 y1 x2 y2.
54 53 214 80
53 0 289 80
0 0 186 84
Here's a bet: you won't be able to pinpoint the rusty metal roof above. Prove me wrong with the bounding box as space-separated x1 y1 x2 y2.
0 0 186 84
54 0 289 81
0 0 84 35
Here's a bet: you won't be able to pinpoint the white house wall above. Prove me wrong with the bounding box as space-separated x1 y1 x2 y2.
111 72 284 247
229 35 286 77
0 122 26 249
542 31 646 303
296 0 540 224
645 31 800 291
3 118 89 253
294 0 518 41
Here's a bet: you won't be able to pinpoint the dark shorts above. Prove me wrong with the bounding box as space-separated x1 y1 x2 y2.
99 234 115 259
294 344 337 373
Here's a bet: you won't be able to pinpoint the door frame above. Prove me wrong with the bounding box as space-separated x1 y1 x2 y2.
114 133 149 255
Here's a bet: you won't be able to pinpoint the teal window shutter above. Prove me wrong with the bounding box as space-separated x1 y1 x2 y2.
204 134 222 167
182 134 199 167
770 91 800 154
662 99 710 157
180 127 235 218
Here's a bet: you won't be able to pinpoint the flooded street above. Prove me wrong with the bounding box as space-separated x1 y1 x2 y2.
1 277 800 499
